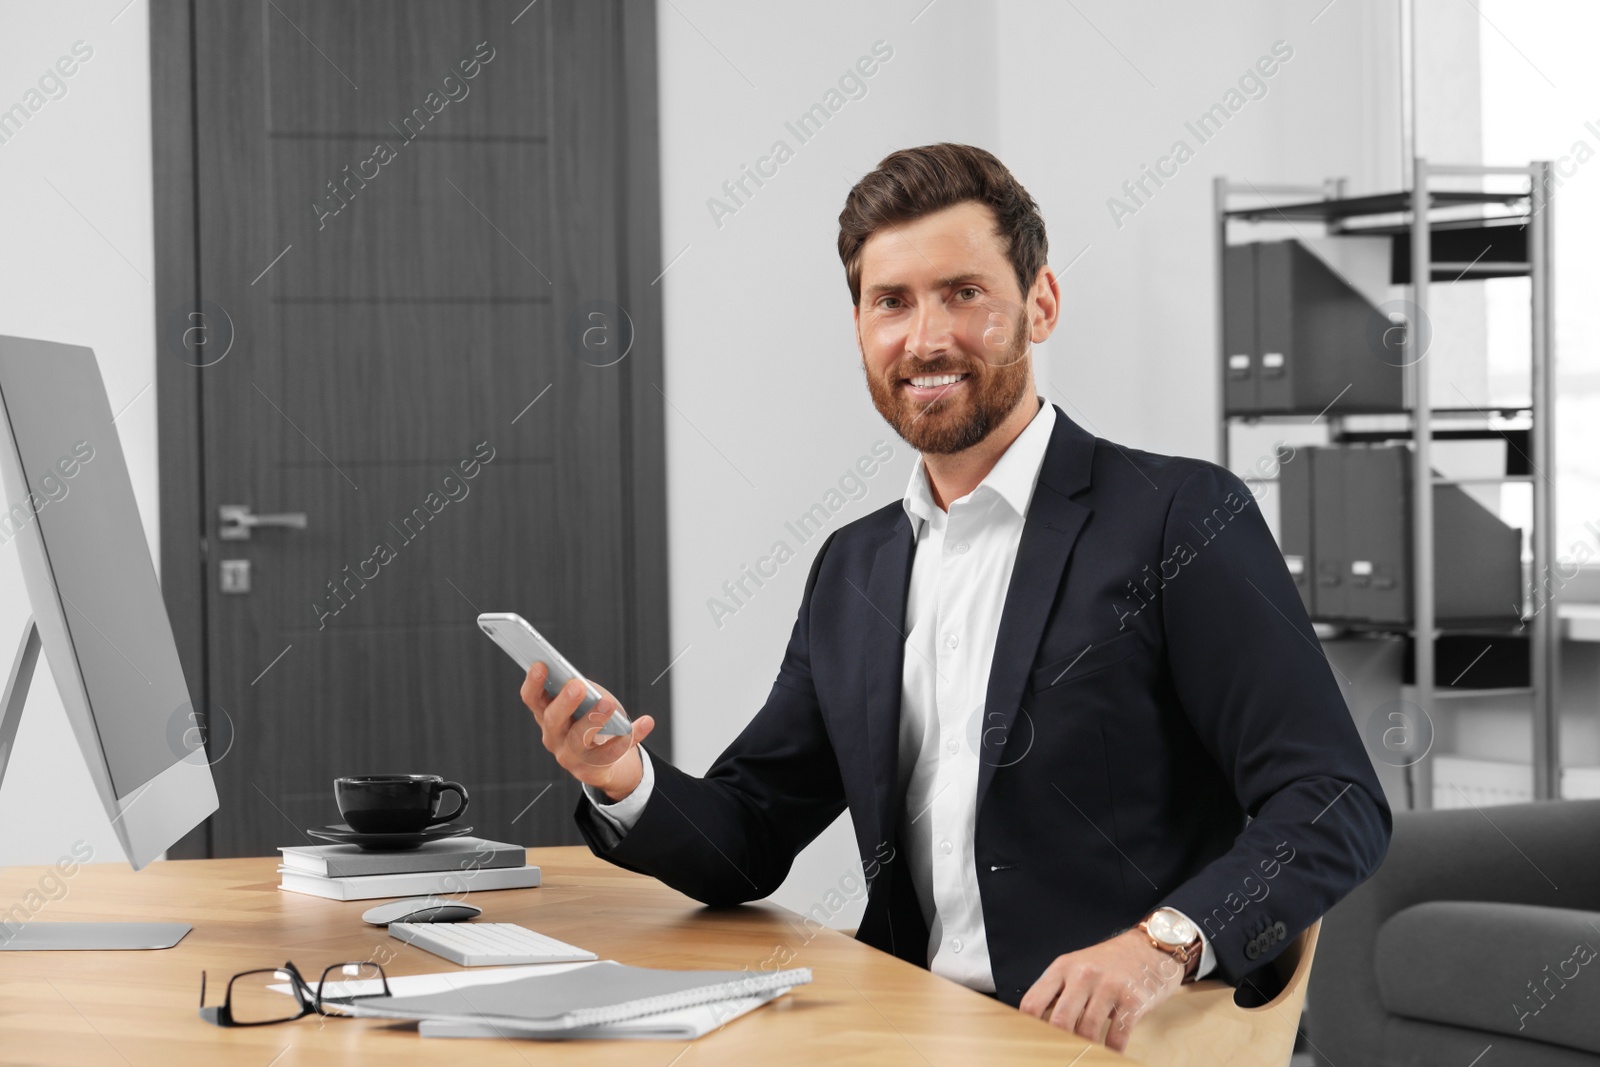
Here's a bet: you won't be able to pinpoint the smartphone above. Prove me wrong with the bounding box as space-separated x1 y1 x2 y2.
478 612 632 738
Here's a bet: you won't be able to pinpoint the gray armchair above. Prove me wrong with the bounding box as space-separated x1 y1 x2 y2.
1309 798 1600 1066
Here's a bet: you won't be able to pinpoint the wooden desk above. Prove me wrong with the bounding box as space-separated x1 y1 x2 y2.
0 848 1132 1066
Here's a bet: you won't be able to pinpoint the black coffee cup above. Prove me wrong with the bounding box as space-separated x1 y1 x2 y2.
334 774 470 835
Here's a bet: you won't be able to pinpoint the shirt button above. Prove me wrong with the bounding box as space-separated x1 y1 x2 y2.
945 739 958 755
944 633 959 649
940 839 953 855
954 541 969 553
951 937 963 953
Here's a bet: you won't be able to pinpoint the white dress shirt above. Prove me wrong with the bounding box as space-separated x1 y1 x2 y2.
586 397 1212 986
893 396 1056 989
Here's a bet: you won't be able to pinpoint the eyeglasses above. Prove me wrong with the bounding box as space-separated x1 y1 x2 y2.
198 960 391 1027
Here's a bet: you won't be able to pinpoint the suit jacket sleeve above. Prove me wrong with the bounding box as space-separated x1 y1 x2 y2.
572 531 849 906
1154 462 1392 984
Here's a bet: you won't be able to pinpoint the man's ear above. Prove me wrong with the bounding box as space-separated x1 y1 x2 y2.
1029 266 1062 344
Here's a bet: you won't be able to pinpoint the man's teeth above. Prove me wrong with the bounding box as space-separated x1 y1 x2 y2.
908 374 966 388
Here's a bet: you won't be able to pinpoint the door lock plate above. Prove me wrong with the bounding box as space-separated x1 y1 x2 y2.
220 559 251 594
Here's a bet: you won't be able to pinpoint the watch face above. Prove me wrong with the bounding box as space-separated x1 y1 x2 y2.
1148 909 1197 946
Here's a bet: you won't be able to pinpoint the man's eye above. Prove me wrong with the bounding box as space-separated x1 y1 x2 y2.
957 287 979 300
879 297 902 309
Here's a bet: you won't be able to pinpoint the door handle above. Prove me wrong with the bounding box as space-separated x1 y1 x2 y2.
218 504 308 541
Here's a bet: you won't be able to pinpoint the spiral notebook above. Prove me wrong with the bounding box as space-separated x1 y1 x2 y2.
341 960 812 1034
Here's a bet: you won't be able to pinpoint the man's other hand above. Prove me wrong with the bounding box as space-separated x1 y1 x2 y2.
521 662 654 801
1018 928 1185 1051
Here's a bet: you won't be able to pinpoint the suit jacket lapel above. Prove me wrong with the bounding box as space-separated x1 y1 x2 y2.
975 406 1097 810
862 509 914 852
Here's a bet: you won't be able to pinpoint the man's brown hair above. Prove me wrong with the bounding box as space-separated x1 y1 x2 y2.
837 142 1049 307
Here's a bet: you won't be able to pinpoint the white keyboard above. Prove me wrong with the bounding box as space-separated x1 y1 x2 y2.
389 922 598 967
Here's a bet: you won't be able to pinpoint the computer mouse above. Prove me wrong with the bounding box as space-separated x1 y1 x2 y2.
361 896 483 925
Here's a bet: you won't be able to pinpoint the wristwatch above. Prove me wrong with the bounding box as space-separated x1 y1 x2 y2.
1138 908 1203 982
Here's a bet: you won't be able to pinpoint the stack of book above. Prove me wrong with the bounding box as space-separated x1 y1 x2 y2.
278 838 538 900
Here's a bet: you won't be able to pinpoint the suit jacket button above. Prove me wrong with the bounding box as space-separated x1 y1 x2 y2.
1245 940 1260 960
1274 922 1288 940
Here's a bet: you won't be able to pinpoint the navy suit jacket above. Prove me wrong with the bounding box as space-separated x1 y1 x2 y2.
575 403 1391 1005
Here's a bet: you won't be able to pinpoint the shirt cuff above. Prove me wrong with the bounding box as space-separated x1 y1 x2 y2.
1167 907 1216 979
581 747 654 834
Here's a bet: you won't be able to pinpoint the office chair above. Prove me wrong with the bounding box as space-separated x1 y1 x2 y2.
1125 919 1320 1067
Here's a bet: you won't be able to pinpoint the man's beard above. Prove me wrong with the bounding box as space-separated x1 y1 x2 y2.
865 310 1032 455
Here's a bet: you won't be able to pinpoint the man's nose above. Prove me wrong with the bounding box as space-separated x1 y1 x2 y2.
905 297 957 358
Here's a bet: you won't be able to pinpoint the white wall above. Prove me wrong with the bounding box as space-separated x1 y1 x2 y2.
0 0 156 866
994 0 1401 458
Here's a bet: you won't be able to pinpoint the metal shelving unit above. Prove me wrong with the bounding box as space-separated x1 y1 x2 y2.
1214 159 1558 807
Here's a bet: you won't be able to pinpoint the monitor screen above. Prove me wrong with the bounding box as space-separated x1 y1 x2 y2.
0 345 200 799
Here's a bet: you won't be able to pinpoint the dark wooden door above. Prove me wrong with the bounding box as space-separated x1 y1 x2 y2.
153 0 670 857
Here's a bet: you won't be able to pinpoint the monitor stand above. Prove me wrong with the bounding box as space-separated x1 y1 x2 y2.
0 618 191 951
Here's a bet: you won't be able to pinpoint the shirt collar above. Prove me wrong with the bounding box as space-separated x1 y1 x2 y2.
901 398 1055 531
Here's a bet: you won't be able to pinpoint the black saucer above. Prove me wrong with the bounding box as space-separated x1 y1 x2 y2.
307 823 473 851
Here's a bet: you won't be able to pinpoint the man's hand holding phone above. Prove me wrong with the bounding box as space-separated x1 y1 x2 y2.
521 662 655 801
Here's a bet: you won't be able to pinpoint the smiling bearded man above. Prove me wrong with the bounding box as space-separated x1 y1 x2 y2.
522 142 1391 1052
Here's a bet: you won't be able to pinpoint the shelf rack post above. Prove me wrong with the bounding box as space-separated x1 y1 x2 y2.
1409 157 1435 810
1214 176 1231 468
1530 160 1559 800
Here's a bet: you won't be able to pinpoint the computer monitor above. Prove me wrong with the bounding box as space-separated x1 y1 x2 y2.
0 335 218 950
